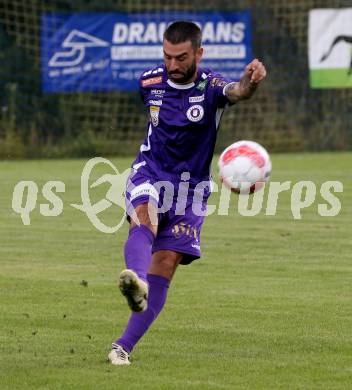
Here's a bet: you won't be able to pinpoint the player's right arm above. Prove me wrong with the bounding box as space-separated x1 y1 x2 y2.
224 59 267 104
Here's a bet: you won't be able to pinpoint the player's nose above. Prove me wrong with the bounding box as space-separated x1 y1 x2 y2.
169 58 180 72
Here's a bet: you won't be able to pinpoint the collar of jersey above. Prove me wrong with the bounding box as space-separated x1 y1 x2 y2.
166 79 195 89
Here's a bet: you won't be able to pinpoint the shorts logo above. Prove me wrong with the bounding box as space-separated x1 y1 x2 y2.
142 76 162 87
189 94 205 103
186 105 204 122
172 222 199 240
150 105 160 127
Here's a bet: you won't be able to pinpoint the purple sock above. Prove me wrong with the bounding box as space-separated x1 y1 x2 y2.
124 225 155 282
114 274 170 353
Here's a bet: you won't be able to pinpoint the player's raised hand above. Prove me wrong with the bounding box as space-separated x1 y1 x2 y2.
245 59 267 84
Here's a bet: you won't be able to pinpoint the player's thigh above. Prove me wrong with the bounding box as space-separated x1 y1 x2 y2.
148 250 183 280
125 170 160 233
130 202 158 234
152 203 206 265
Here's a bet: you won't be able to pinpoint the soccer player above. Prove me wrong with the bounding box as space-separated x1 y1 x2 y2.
108 21 266 365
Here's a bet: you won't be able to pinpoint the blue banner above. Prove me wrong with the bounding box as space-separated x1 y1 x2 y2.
41 12 252 92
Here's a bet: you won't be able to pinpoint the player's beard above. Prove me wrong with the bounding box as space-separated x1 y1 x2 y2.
168 59 197 84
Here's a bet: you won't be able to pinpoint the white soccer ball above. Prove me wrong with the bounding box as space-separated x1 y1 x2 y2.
218 140 272 193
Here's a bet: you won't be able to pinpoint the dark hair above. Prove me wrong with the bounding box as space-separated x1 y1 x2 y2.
163 21 202 50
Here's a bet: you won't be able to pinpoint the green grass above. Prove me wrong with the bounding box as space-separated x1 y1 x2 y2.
1 153 352 389
310 69 352 88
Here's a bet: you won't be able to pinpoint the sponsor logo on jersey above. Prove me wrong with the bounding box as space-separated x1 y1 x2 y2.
148 99 162 106
189 94 205 103
150 105 160 126
142 67 163 77
142 76 162 87
151 89 165 98
196 79 208 91
186 105 204 122
211 77 228 88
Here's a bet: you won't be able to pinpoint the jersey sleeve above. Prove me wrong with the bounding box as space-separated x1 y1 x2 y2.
208 73 235 108
138 66 164 105
139 74 148 105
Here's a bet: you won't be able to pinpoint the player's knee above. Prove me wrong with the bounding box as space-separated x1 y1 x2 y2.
153 252 181 275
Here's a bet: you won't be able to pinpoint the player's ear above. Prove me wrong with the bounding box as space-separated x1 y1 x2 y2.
196 47 203 63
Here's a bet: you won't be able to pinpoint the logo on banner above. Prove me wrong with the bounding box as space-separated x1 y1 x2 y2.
150 106 160 126
186 105 204 122
49 29 109 67
320 35 352 75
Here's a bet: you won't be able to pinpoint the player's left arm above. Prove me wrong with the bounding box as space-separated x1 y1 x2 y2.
224 59 267 104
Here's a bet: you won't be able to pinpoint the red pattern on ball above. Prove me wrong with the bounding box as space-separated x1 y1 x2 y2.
222 145 265 168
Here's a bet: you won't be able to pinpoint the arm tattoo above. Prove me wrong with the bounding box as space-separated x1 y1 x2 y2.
225 82 237 93
225 76 258 103
224 82 241 103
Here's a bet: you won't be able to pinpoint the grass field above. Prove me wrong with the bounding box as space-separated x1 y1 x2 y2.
1 153 352 389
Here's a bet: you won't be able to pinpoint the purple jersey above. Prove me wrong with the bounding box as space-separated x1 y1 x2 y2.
132 64 233 185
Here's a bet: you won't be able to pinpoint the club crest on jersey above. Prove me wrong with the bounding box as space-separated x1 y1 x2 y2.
186 105 204 122
150 106 160 127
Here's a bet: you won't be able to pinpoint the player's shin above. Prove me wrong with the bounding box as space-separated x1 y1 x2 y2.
114 274 170 354
124 224 155 282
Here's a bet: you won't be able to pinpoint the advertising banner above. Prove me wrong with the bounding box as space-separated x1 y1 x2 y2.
309 8 352 88
41 12 252 92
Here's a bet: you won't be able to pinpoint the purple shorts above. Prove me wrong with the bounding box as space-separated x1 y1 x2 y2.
125 170 211 265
